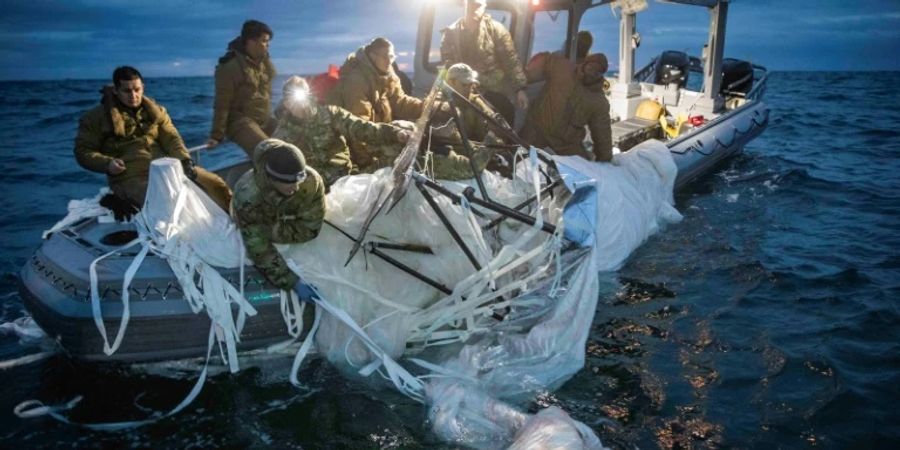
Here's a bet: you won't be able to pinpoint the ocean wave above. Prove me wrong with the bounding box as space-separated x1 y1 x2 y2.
853 128 900 140
61 99 97 107
36 111 83 126
772 267 871 288
190 94 213 103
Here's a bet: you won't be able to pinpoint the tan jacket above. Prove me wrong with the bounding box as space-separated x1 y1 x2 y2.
521 52 612 161
327 47 423 124
74 88 191 202
211 38 277 141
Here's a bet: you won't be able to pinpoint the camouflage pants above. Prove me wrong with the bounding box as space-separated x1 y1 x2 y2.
425 145 495 181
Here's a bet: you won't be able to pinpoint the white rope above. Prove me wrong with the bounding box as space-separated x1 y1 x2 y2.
0 351 56 370
88 236 147 356
289 304 322 388
14 325 217 431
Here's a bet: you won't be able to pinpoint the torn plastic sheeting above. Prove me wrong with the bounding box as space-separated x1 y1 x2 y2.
555 160 598 247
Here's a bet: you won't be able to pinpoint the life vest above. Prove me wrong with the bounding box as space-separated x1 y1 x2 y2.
310 64 341 103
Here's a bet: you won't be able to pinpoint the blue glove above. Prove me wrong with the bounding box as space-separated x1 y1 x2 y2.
293 280 318 303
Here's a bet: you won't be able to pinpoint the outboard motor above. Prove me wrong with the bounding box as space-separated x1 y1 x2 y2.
721 58 753 95
654 51 690 88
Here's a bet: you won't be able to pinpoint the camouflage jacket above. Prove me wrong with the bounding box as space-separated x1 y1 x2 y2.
74 87 191 203
422 91 500 180
521 52 612 161
440 14 527 96
273 104 404 186
211 38 277 141
231 143 326 290
326 47 423 123
430 91 498 143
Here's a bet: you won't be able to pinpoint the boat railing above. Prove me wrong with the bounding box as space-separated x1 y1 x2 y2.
743 64 768 102
633 56 659 83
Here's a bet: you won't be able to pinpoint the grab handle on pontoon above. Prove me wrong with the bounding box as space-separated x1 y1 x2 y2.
187 144 208 163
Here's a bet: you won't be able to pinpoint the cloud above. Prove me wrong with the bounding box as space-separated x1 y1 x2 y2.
801 12 900 25
1 0 900 79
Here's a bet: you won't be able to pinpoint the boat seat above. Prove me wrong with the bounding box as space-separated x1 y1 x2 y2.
612 117 662 151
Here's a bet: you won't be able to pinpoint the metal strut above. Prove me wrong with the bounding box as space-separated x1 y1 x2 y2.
326 220 452 295
482 179 560 231
411 172 557 235
414 179 483 272
446 89 490 202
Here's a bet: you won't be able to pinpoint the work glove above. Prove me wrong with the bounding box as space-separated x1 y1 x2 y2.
293 279 318 303
99 193 141 222
181 158 198 181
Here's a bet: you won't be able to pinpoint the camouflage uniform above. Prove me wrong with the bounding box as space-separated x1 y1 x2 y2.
231 142 326 290
440 14 527 97
211 38 277 155
272 104 406 186
424 91 500 180
74 87 232 210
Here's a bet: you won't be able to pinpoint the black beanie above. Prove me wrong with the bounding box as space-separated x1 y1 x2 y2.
262 140 306 182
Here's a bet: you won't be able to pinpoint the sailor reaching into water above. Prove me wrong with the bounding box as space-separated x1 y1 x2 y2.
231 138 325 300
273 76 412 187
73 66 232 219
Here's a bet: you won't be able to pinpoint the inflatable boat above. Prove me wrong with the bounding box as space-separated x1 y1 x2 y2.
19 0 768 364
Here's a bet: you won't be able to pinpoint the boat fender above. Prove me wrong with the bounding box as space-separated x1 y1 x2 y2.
659 113 688 139
635 99 663 121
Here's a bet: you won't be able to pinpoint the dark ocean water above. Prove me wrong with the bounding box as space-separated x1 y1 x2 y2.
0 72 898 449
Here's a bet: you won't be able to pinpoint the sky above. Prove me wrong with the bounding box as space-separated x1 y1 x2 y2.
0 0 898 81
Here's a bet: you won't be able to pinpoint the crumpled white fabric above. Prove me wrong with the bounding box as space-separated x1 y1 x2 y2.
42 187 114 239
281 140 680 448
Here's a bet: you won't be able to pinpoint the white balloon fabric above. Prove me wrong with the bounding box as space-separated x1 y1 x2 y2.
280 140 680 448
43 139 680 447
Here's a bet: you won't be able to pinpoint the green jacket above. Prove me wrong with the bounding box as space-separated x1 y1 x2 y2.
431 91 497 143
272 104 404 186
232 142 326 290
440 14 527 96
74 87 191 203
211 38 277 141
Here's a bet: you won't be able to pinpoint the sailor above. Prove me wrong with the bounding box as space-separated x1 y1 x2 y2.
440 0 528 125
206 20 277 156
273 76 412 187
232 139 326 299
572 31 594 63
74 66 232 219
327 37 424 171
520 52 613 162
425 63 501 180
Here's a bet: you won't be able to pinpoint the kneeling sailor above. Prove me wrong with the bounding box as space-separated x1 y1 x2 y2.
232 138 326 300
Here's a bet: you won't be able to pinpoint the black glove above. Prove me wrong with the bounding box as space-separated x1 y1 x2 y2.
181 158 198 181
99 193 141 222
